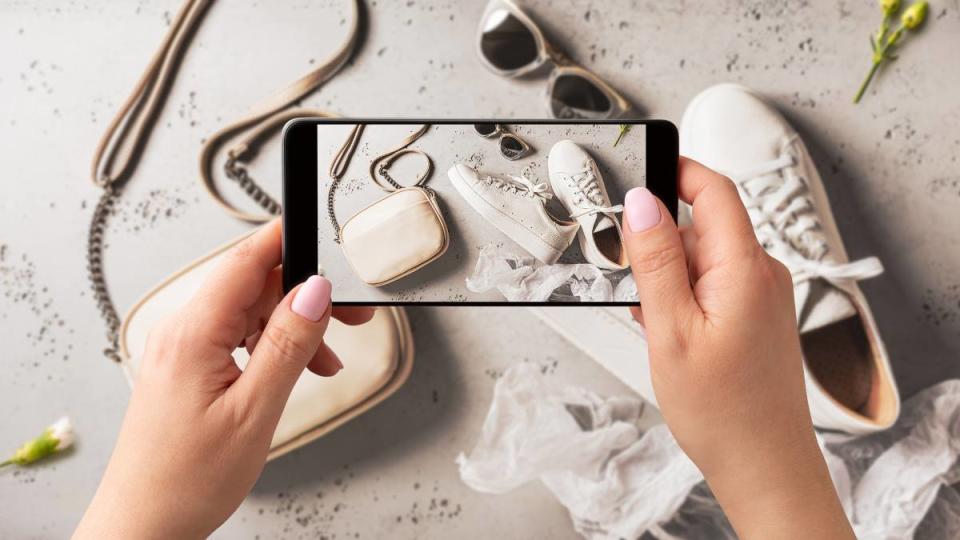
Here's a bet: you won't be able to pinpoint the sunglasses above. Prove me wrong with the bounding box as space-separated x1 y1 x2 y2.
474 123 532 160
476 0 633 119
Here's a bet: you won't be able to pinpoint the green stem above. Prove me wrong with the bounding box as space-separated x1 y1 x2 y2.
0 459 13 468
876 16 890 45
854 61 881 104
613 125 630 147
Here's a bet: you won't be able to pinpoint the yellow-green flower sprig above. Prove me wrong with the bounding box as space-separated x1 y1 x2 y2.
1 417 74 467
854 1 929 103
613 124 632 147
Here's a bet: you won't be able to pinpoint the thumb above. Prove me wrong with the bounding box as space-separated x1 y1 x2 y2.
622 187 700 334
232 275 333 423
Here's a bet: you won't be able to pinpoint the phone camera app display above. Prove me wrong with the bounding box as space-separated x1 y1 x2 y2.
317 123 646 303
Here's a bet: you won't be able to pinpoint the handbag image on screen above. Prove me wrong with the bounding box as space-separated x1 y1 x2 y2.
327 124 450 287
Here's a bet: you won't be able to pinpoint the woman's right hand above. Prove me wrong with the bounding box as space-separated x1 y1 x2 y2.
620 158 854 539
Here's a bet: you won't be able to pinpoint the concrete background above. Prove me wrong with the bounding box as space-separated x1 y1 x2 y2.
1 0 959 538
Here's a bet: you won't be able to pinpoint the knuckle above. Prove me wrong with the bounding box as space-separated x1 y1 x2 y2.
142 315 191 375
630 241 686 277
260 323 310 366
758 254 791 286
739 253 794 297
770 257 793 286
145 314 182 351
716 174 740 197
227 235 256 265
145 317 171 346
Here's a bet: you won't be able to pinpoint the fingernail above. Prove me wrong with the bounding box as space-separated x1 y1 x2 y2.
624 187 661 233
291 276 332 322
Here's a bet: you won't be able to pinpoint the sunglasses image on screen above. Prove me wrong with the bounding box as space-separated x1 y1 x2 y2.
281 120 678 305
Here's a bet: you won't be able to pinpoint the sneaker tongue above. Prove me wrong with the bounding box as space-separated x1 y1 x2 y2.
795 279 858 333
593 214 615 233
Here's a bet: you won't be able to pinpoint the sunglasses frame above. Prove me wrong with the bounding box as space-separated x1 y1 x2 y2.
473 123 532 161
476 0 633 119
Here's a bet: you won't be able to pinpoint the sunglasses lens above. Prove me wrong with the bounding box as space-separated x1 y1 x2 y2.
480 9 539 71
549 74 613 119
500 136 527 159
474 123 498 137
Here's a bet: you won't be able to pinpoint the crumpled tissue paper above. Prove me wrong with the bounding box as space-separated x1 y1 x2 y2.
465 244 637 302
457 363 960 539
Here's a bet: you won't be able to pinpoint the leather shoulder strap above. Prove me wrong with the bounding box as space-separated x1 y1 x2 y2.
91 0 360 222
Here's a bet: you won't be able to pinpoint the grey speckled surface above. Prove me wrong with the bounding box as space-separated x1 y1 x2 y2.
1 0 959 538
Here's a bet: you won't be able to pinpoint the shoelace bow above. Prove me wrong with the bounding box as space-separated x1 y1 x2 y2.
563 166 623 220
484 174 553 201
729 137 883 290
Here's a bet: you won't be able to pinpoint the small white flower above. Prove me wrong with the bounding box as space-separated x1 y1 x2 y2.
48 416 74 451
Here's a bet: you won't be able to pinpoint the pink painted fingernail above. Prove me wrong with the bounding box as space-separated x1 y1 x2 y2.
291 276 332 322
624 187 662 233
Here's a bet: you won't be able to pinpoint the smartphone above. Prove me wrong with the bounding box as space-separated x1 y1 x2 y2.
282 119 677 305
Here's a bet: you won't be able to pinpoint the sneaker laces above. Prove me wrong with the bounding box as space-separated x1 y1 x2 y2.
562 165 624 220
729 136 883 289
483 174 552 202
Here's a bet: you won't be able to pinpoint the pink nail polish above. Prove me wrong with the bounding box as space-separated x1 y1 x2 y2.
291 276 332 322
624 187 661 233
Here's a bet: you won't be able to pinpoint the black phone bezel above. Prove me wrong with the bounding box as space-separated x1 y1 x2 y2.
282 118 679 305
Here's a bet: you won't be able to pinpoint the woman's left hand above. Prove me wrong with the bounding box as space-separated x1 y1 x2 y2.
75 220 373 539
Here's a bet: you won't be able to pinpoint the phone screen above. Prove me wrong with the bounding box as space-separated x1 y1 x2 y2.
307 122 664 304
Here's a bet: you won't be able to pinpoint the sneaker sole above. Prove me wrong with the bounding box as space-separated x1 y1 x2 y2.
448 166 566 264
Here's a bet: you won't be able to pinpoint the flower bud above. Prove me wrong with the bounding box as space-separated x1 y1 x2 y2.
3 416 74 466
901 1 928 30
880 0 900 17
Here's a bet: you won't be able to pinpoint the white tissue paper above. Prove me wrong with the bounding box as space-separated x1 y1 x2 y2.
457 363 703 539
465 245 637 302
458 364 960 539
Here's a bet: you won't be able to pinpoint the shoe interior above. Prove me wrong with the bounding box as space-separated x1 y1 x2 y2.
801 313 898 426
594 228 627 266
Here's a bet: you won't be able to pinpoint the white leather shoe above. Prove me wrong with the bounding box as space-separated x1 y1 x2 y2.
448 164 579 264
547 140 629 270
680 83 900 434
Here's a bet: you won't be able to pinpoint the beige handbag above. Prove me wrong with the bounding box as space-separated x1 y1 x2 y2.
328 124 450 286
119 232 414 460
87 0 414 459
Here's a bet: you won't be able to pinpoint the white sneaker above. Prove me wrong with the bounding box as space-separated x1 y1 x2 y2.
680 83 900 434
547 140 629 270
448 164 579 264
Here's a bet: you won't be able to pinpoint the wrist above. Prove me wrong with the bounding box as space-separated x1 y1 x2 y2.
75 463 202 540
704 436 853 539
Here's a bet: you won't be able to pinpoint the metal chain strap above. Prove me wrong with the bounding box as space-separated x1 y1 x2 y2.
224 153 282 216
376 164 407 191
86 183 124 363
85 157 280 364
327 175 343 243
